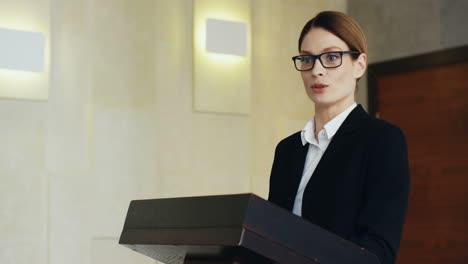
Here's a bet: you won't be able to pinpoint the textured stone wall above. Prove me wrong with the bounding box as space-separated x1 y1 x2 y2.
349 0 468 109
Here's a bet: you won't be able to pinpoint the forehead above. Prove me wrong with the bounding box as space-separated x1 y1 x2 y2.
300 27 349 54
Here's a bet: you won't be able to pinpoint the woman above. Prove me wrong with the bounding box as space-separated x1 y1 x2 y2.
268 11 409 264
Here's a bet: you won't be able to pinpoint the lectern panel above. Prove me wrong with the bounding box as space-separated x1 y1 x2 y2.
119 193 380 264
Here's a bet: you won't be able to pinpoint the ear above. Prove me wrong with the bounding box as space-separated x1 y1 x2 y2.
353 53 367 79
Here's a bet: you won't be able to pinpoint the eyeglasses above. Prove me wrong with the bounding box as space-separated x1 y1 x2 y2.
292 51 360 71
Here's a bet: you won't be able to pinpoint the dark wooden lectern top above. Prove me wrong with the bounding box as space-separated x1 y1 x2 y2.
119 193 380 264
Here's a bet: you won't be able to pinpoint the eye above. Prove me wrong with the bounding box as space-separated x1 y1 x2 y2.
301 56 313 64
325 53 340 62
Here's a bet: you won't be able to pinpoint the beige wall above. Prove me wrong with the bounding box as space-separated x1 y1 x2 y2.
0 0 347 263
0 0 49 263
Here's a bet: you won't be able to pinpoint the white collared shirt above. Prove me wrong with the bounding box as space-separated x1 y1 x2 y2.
292 103 357 216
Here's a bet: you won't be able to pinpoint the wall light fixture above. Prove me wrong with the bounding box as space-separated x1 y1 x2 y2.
206 18 247 56
0 27 45 73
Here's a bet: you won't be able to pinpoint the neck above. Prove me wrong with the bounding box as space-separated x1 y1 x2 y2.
314 99 355 137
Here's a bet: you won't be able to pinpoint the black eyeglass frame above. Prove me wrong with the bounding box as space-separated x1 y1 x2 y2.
292 51 360 71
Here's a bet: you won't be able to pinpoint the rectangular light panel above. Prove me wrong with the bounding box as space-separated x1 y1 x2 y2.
206 19 247 56
0 27 45 72
193 0 251 115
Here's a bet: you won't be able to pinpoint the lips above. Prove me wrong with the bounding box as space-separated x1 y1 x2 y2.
311 83 328 93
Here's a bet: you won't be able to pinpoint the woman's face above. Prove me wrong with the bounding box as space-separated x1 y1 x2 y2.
299 27 366 108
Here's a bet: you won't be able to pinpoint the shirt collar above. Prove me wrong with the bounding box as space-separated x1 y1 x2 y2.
301 119 315 146
301 103 357 146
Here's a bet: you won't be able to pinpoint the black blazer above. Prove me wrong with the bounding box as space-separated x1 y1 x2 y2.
268 105 409 264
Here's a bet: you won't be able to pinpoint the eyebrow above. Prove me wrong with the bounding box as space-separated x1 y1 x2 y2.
300 46 344 55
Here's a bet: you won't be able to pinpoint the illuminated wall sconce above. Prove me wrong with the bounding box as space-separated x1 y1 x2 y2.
206 19 247 56
0 27 45 73
193 0 251 115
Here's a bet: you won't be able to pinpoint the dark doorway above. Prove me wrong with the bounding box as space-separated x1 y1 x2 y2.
368 46 468 264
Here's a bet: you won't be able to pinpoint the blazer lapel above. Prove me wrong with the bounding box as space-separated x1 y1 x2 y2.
307 105 370 189
284 133 309 210
300 105 370 225
291 139 309 191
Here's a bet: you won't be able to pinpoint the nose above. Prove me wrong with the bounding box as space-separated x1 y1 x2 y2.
310 58 325 76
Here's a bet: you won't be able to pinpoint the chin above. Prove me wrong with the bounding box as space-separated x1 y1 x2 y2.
307 93 330 106
309 96 347 109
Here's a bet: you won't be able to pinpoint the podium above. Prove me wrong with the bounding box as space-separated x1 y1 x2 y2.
119 193 380 264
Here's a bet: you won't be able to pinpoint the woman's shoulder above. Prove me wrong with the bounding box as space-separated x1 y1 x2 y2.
369 116 405 136
366 116 407 146
349 105 404 136
275 131 303 151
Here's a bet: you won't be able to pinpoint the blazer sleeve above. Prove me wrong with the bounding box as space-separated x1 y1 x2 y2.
349 123 410 264
268 140 285 204
268 135 300 210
